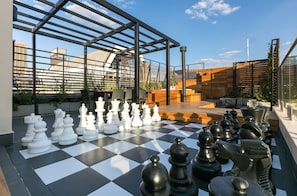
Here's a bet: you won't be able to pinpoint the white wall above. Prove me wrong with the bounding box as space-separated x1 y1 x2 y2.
0 1 13 141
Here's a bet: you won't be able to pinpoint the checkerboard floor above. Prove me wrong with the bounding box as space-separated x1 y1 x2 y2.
6 117 297 196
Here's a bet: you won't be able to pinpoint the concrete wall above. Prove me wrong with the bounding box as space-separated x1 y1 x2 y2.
0 1 13 145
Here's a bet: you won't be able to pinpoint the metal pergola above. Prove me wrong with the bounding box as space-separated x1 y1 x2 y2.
13 0 180 112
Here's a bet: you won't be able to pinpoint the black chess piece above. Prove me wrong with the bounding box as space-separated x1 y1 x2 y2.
191 127 221 181
230 109 240 133
220 116 235 143
208 176 271 196
168 137 198 196
216 139 275 195
140 155 170 196
239 116 264 141
210 121 229 164
240 106 271 145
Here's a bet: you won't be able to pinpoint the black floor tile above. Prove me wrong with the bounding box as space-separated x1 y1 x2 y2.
113 165 144 196
48 168 110 196
75 148 116 166
124 135 152 145
28 150 71 169
52 138 85 148
158 134 184 143
121 147 158 163
90 136 119 147
180 126 201 132
130 128 147 135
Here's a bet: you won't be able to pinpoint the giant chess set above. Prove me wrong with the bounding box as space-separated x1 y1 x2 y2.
16 98 287 195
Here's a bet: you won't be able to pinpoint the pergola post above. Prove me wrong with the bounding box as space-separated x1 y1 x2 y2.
84 45 88 90
166 40 171 105
134 22 139 103
32 33 38 114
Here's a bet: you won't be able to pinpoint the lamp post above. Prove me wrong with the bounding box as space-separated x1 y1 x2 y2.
180 46 187 102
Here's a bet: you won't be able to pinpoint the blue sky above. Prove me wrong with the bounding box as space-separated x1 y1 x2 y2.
13 0 297 68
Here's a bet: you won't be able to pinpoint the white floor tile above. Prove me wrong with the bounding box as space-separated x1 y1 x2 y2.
162 124 184 130
87 182 133 196
140 131 165 139
140 140 172 153
276 188 287 196
62 142 99 156
20 144 59 159
198 188 209 196
103 141 137 154
182 138 199 149
35 157 87 185
271 138 276 146
186 123 205 129
91 155 139 180
272 155 282 170
168 130 194 138
109 132 136 140
221 160 234 173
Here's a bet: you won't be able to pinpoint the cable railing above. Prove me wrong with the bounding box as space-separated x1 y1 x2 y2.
13 45 172 101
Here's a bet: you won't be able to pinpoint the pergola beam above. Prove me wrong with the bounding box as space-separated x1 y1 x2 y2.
33 0 69 33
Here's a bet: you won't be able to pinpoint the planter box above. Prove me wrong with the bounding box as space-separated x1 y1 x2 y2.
13 102 81 117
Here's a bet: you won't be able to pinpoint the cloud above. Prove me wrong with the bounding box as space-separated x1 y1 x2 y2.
33 0 47 10
185 0 240 20
219 50 241 58
110 0 135 9
66 1 118 29
200 58 234 67
282 40 292 47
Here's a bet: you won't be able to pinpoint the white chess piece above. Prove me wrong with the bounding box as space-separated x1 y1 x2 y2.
21 113 40 147
142 105 152 126
103 110 118 134
83 112 98 141
28 117 51 154
95 97 106 132
131 105 143 127
111 99 121 126
59 114 78 145
51 108 65 142
119 102 131 131
151 104 161 122
76 103 88 135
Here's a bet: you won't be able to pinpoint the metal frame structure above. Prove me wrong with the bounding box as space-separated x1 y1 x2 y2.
13 0 180 112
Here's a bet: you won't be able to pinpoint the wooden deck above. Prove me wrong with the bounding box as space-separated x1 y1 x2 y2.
158 101 279 130
158 101 241 124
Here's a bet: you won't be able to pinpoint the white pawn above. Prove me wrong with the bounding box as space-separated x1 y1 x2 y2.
76 103 88 135
131 106 143 127
119 103 131 132
103 110 118 134
59 114 78 145
142 105 152 126
28 117 51 154
51 108 65 142
95 97 106 132
151 104 161 122
21 113 40 147
83 112 98 141
141 103 148 119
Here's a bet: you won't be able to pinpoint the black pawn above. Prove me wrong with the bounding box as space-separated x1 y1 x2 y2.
140 155 170 196
191 127 221 181
220 116 235 143
168 137 198 196
230 109 240 132
210 121 229 164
